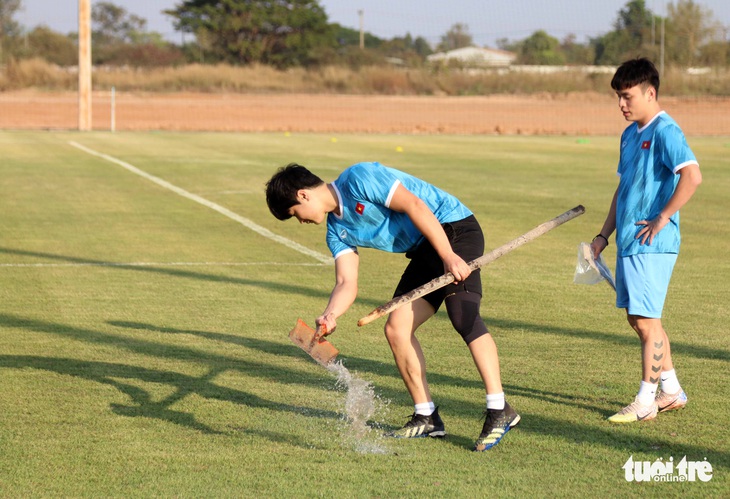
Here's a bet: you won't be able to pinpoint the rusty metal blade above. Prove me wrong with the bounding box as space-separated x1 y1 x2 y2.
289 319 338 366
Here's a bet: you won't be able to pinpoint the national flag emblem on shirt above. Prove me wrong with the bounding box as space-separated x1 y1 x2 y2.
641 140 651 150
355 202 365 215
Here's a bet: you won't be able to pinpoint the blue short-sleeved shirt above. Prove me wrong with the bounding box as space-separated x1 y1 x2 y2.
326 162 473 259
615 111 698 257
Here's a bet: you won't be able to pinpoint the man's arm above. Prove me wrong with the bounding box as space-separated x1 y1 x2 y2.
388 184 472 282
591 186 618 259
636 164 702 245
316 251 359 335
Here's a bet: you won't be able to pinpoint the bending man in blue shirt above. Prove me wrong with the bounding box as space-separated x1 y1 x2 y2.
266 161 519 450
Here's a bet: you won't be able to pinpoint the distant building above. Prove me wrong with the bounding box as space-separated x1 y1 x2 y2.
427 47 517 68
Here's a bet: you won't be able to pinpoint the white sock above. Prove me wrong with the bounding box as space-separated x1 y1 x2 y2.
414 402 435 416
637 381 658 406
661 369 681 394
486 392 505 411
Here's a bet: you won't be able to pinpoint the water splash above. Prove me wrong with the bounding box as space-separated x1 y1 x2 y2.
327 360 389 454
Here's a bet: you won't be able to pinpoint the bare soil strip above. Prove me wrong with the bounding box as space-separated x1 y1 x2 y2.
1 90 728 135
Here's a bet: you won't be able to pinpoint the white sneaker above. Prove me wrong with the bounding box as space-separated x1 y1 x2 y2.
655 389 688 413
608 397 657 423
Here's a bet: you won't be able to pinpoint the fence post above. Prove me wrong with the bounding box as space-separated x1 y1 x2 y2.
111 87 116 133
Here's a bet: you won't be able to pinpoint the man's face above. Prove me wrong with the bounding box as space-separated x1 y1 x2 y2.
287 190 326 225
616 83 655 125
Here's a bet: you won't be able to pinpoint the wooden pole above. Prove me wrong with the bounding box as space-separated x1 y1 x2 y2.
358 10 364 50
660 16 665 76
78 0 92 131
357 205 586 326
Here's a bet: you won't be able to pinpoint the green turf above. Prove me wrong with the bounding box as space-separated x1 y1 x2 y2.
0 131 727 497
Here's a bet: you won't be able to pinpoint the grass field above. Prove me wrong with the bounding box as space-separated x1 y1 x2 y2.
0 131 728 497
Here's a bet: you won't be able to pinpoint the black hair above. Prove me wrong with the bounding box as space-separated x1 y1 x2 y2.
611 57 660 98
265 163 324 220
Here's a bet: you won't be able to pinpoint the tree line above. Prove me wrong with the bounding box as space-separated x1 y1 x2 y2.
0 0 727 69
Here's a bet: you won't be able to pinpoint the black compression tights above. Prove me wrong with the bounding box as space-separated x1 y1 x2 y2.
445 291 489 345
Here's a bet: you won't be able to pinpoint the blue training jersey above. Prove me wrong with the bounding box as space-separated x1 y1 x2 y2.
615 111 698 257
326 162 473 259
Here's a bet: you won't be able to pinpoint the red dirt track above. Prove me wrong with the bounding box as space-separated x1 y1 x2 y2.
1 90 728 135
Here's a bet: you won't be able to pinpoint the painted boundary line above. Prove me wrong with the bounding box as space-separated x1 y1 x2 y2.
68 141 333 265
0 262 329 268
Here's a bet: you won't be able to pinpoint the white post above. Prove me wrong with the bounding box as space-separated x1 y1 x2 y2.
111 86 116 133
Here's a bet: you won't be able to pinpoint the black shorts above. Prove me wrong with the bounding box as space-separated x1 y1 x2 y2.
393 215 484 312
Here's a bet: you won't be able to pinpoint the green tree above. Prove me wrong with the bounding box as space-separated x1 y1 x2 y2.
91 2 181 66
496 37 519 52
436 23 473 52
593 0 654 64
380 33 432 65
0 0 22 62
331 23 383 49
92 2 151 45
101 43 185 67
23 26 77 65
697 39 728 67
312 24 384 68
518 30 566 65
0 0 20 37
560 34 595 65
165 0 334 68
666 0 722 66
412 36 432 58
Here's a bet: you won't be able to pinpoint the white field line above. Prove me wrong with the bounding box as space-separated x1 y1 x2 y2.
68 141 333 265
0 261 328 268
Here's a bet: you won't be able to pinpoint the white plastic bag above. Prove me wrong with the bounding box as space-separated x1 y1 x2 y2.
573 242 616 290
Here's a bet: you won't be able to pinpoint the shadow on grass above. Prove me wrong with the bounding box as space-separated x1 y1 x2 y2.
111 320 624 417
441 413 730 468
4 313 728 461
448 411 729 468
0 245 335 299
111 317 729 416
0 313 340 445
0 246 384 310
4 246 727 364
487 316 730 362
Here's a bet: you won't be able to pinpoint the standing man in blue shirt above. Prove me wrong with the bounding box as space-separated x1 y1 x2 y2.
591 58 702 423
266 161 519 450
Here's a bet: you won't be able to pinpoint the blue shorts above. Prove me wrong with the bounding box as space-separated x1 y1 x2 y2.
616 253 677 318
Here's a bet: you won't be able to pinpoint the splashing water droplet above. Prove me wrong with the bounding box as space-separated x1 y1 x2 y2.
326 360 389 454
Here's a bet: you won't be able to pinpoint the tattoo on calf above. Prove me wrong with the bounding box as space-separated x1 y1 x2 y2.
650 342 665 384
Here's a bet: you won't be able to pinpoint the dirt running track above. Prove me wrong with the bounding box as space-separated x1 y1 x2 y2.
1 90 728 135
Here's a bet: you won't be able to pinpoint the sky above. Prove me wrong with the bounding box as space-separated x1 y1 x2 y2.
15 0 730 48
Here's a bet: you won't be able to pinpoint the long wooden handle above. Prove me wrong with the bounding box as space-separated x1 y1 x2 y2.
357 205 585 327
